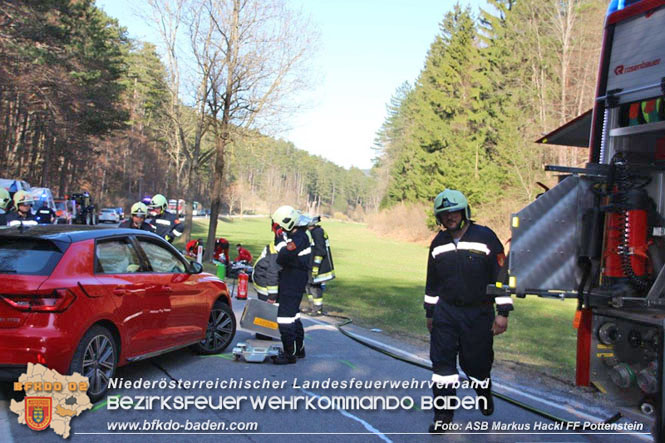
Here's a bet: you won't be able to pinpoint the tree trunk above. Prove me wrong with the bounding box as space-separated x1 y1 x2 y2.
204 130 228 261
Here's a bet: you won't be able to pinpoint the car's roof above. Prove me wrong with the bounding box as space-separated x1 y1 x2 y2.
0 225 163 243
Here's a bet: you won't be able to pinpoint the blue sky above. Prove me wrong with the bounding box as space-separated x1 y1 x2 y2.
97 0 488 169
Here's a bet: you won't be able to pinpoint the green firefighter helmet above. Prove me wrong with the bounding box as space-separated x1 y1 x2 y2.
13 190 34 207
131 202 148 217
0 188 10 210
149 194 168 211
272 205 299 231
434 189 470 219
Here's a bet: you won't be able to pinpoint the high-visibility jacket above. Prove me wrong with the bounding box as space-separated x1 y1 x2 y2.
5 211 37 227
148 211 183 242
309 225 335 283
252 242 281 297
275 229 311 299
424 223 512 318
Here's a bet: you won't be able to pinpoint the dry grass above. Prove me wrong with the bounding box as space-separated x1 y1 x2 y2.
472 196 530 246
366 202 435 243
366 195 530 246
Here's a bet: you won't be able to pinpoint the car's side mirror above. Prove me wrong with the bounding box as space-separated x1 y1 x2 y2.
190 261 203 274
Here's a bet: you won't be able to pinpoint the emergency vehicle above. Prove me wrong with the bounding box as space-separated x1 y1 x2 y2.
497 0 665 438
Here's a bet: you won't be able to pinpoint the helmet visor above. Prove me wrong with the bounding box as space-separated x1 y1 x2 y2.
435 197 459 212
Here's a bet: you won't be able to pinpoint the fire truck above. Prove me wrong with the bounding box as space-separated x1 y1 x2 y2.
168 198 185 217
494 0 665 438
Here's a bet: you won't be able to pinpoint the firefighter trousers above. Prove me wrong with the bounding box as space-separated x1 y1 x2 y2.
306 282 323 308
277 291 304 355
430 302 494 417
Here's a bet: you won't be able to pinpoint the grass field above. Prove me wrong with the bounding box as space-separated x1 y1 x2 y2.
179 217 579 381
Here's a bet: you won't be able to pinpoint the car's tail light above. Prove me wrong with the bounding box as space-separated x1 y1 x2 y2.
0 289 76 312
56 210 63 216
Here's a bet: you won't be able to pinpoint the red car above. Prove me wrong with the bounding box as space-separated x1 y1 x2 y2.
0 225 236 401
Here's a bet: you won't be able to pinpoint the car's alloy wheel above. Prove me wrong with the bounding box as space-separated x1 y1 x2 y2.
69 325 117 402
195 301 236 354
82 335 115 397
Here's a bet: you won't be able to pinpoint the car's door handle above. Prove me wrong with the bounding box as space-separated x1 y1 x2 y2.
162 286 173 294
112 288 126 296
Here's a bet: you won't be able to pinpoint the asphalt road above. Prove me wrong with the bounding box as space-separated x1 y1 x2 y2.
0 286 654 442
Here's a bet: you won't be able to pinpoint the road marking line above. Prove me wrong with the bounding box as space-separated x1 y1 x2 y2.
201 353 234 360
339 360 357 369
92 395 122 412
298 388 392 443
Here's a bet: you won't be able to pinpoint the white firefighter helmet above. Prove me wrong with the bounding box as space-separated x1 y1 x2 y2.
272 205 299 231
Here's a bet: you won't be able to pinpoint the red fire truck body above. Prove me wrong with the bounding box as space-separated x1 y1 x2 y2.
503 0 665 438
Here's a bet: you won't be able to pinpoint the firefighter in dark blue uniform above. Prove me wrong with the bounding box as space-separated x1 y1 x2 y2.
268 205 311 364
425 189 513 433
303 215 335 315
119 202 156 232
5 191 38 227
36 202 56 224
147 194 183 242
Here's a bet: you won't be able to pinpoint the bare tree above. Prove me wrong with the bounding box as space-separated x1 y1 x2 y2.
201 0 315 260
147 0 314 253
147 0 216 243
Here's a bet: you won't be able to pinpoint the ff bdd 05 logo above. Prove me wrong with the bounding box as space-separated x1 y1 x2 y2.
25 397 53 431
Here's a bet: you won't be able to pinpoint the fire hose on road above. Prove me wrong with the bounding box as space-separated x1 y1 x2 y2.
318 313 630 434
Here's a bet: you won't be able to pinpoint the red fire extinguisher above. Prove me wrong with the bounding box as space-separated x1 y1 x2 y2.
237 271 248 300
603 188 650 289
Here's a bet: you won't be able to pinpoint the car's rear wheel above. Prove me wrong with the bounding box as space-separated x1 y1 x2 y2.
69 325 117 402
194 300 236 354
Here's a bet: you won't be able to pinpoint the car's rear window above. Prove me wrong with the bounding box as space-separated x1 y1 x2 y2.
0 238 64 275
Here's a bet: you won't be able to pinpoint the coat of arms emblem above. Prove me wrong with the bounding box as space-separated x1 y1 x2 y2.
25 397 52 431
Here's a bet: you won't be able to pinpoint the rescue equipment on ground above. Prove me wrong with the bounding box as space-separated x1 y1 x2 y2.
239 299 280 339
233 299 282 362
232 340 282 363
237 271 249 300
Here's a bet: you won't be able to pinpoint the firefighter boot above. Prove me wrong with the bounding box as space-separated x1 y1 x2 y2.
272 341 296 365
428 384 453 433
476 381 494 416
295 342 306 359
272 350 297 365
295 320 305 358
